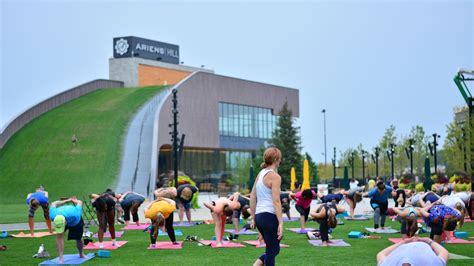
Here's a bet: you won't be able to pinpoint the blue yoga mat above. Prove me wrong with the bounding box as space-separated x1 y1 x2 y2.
39 253 95 265
158 229 183 236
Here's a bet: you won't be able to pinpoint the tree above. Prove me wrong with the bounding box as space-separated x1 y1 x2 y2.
268 101 302 189
443 121 468 174
378 125 397 178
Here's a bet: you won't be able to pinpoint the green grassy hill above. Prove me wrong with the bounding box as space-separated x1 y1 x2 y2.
0 86 163 222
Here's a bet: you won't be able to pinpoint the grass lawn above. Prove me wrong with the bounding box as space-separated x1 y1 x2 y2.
1 218 473 265
0 86 163 223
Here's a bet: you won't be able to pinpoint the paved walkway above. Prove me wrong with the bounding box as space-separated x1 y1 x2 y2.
1 193 393 231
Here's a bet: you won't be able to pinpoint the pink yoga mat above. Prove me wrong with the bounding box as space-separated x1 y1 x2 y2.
389 238 474 245
148 241 183 250
11 231 54 238
84 241 128 250
308 239 351 247
224 229 258 235
173 222 196 227
93 231 124 238
123 224 149 230
200 240 246 248
288 228 316 234
243 240 289 248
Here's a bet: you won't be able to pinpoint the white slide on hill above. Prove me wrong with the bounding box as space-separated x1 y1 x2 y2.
114 87 171 197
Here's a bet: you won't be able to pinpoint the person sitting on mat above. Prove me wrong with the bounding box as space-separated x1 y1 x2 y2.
176 184 199 224
376 237 448 266
119 191 145 227
144 197 178 247
280 192 292 220
310 202 345 246
227 193 251 237
392 206 421 239
26 186 53 236
153 187 177 199
341 187 364 218
418 203 462 244
90 191 120 248
204 192 241 247
292 188 316 231
363 180 393 230
49 197 85 264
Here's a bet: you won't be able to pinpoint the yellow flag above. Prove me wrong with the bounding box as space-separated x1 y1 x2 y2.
290 167 296 191
301 159 310 190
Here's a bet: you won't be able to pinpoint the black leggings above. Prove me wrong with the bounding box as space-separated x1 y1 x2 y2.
150 212 176 244
370 200 388 229
123 206 139 222
256 212 280 266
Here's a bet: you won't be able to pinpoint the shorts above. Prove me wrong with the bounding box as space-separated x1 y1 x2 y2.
65 218 84 241
295 205 310 221
429 221 443 238
232 209 242 219
399 219 407 235
28 202 50 219
176 198 191 210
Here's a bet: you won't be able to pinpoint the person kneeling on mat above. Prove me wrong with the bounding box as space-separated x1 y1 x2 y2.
144 197 178 247
119 191 145 227
50 197 84 264
376 237 448 266
418 203 462 244
392 206 421 239
203 192 241 247
90 191 119 248
310 202 345 246
227 193 251 238
292 189 316 231
363 180 392 230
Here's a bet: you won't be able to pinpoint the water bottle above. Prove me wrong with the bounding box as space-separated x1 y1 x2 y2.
38 244 44 254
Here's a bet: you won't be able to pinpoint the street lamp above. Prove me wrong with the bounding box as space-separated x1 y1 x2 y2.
387 143 396 180
361 150 366 181
348 151 355 179
322 109 327 165
372 147 380 177
428 134 440 173
332 147 336 184
405 139 415 177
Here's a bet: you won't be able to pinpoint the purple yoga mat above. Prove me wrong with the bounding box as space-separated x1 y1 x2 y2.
173 222 196 227
288 228 316 234
344 216 369 220
93 231 124 238
39 253 95 265
224 229 258 235
308 239 351 247
283 217 299 222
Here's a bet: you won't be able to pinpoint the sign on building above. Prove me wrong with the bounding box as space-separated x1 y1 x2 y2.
113 36 180 64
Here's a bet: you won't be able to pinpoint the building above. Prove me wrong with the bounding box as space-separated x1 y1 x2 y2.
110 36 299 191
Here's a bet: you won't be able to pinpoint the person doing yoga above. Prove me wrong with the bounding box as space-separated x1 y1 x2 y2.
119 192 145 227
144 197 178 247
418 203 462 244
392 206 421 239
363 180 392 229
342 187 364 218
293 188 316 231
26 186 53 236
203 192 241 247
310 202 345 246
227 193 251 236
90 191 120 248
176 184 199 224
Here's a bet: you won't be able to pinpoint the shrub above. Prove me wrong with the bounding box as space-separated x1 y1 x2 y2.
415 183 424 192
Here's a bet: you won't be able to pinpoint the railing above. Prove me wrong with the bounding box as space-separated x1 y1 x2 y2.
0 79 124 149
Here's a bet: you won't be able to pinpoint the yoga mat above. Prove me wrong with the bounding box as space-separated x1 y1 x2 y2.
123 224 149 230
39 253 95 265
365 227 399 234
148 241 183 250
173 222 196 227
11 232 54 238
344 216 369 221
388 238 403 244
93 231 124 238
449 253 473 260
159 230 183 236
288 228 316 234
243 240 289 248
445 239 474 244
308 239 351 247
84 241 128 250
224 229 258 235
283 217 299 222
200 240 246 248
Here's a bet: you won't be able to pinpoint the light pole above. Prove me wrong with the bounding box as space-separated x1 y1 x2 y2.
387 143 396 180
332 147 336 184
429 134 440 173
361 150 366 181
322 109 327 165
405 139 415 177
373 147 380 177
171 89 179 188
348 152 355 179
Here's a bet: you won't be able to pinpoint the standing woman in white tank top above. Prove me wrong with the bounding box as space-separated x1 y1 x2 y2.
250 147 283 266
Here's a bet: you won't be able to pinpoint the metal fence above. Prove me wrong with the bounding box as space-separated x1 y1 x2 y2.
0 79 124 149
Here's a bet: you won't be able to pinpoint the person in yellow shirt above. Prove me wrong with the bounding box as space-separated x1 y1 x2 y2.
144 197 177 247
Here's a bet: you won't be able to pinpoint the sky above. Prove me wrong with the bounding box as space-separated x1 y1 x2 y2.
1 0 473 163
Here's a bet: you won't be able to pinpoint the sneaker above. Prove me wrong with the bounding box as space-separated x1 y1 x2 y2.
117 217 125 224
